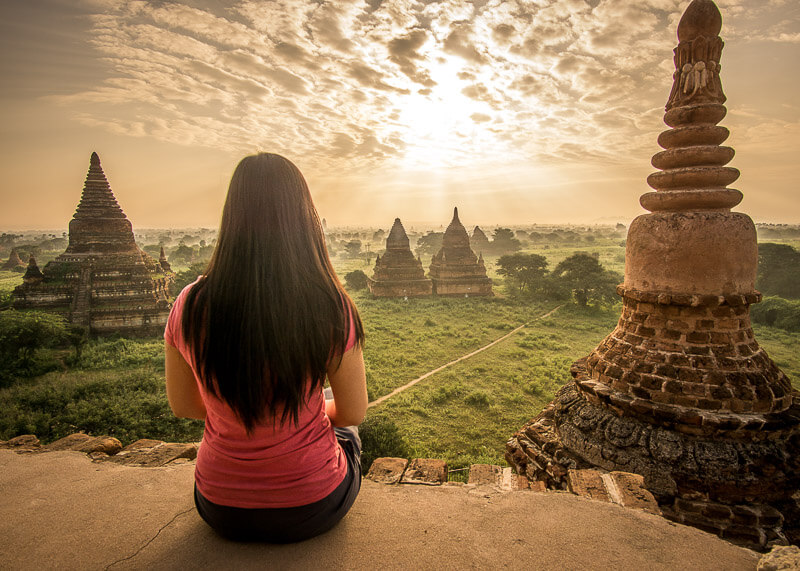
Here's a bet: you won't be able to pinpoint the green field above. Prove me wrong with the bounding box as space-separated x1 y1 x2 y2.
1 237 799 471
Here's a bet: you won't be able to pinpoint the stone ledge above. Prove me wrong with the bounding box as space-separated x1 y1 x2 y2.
0 433 197 467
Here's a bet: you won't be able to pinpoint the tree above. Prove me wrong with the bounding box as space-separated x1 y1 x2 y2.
172 261 208 296
550 253 620 307
344 270 369 291
415 232 443 257
169 241 196 268
0 311 69 383
344 240 362 258
490 228 521 254
757 243 800 299
497 253 548 294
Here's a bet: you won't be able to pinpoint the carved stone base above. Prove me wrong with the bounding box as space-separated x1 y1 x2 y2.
507 377 800 550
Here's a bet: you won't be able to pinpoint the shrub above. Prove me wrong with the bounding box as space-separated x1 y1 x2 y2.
0 311 69 386
464 390 491 407
0 370 203 444
359 415 409 471
750 296 800 332
344 270 369 291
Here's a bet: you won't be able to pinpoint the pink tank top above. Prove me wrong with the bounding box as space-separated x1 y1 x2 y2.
164 282 354 509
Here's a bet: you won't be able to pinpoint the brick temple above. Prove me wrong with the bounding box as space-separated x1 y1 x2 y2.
428 208 492 297
12 152 172 335
2 248 25 270
506 0 799 549
368 218 432 298
470 226 489 253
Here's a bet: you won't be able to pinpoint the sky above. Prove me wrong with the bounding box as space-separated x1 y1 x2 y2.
0 0 798 231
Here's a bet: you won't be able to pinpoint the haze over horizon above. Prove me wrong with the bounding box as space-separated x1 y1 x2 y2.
1 0 798 231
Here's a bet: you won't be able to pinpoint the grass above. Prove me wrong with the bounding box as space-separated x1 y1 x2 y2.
753 324 800 390
1 242 798 469
0 270 23 294
363 302 620 468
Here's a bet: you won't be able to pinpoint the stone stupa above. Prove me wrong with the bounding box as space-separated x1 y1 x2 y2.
470 226 489 253
429 208 492 297
506 0 798 549
12 152 173 335
2 248 26 270
368 218 432 297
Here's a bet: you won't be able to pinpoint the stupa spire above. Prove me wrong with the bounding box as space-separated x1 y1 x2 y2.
506 0 799 548
65 152 139 255
74 152 126 220
386 218 410 250
642 0 739 213
22 255 43 285
159 246 172 272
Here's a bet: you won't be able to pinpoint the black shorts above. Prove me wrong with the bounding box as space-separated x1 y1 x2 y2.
193 426 362 543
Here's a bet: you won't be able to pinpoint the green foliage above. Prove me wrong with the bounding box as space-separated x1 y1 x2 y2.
489 227 521 254
415 232 443 257
73 337 165 370
169 241 197 267
757 243 800 299
496 253 548 294
343 240 362 258
359 415 409 471
0 369 203 444
551 253 620 307
0 311 69 385
344 269 369 291
171 261 207 296
750 296 800 332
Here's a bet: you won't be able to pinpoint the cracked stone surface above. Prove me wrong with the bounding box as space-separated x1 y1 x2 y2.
0 449 760 570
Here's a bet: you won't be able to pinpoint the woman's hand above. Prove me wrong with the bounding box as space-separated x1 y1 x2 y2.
165 343 207 420
325 345 367 427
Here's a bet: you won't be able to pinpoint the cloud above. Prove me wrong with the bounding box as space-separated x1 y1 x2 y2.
442 21 487 64
387 28 436 87
40 0 796 181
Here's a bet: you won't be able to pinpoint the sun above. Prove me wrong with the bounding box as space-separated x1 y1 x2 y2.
395 54 494 169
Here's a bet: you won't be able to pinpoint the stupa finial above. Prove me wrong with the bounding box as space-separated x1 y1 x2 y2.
90 151 100 166
677 0 722 43
641 0 737 214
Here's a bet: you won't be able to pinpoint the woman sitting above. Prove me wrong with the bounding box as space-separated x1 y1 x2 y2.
164 153 366 542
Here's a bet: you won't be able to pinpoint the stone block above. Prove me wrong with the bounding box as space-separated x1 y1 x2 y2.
400 458 447 485
45 433 94 451
757 545 800 571
366 457 408 484
529 480 548 492
605 472 661 516
567 469 610 502
102 442 197 467
0 435 41 449
468 464 502 486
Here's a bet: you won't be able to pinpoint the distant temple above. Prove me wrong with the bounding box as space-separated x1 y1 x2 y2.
429 208 492 297
470 226 489 253
12 152 173 335
368 218 432 298
2 248 25 270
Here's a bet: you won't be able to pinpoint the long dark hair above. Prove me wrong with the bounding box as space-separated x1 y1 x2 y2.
182 153 364 432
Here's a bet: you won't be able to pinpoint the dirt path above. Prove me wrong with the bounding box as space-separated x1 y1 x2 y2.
367 304 563 409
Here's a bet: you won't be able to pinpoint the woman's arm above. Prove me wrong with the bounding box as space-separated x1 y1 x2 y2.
165 343 207 420
325 345 367 427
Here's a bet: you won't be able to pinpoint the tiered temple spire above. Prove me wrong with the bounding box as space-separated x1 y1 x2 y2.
2 248 25 270
13 152 173 334
428 208 492 297
506 0 798 549
368 218 432 297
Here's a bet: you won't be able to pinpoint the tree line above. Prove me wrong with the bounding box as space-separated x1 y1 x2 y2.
497 252 620 307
